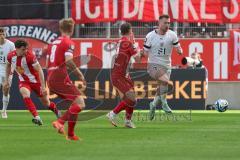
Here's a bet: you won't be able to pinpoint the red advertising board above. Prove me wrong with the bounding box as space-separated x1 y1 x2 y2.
72 0 240 24
0 19 59 67
0 20 238 81
71 38 239 82
231 29 240 80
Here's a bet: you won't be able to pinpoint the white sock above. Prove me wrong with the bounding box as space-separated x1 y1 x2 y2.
35 115 41 119
110 111 116 116
160 95 168 106
152 96 161 107
2 95 10 111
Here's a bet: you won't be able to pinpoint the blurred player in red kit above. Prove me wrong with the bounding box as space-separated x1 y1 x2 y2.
47 18 86 141
107 22 142 128
3 39 60 125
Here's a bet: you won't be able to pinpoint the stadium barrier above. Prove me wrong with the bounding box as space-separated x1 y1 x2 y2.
3 68 206 110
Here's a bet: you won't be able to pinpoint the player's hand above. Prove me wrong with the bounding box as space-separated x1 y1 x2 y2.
41 86 48 96
79 76 86 87
79 79 86 91
139 49 145 57
130 32 135 43
176 47 183 55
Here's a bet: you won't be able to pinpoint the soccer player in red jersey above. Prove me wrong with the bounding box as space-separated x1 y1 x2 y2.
47 18 86 141
107 22 142 128
3 39 60 125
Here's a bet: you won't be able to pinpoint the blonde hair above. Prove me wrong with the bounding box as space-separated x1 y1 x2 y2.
59 18 75 34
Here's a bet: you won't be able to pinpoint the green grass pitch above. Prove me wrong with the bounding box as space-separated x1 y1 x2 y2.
0 110 240 160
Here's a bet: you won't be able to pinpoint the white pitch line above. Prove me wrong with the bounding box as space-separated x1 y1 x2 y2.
4 110 240 113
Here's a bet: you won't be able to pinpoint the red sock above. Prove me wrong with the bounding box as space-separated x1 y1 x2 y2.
58 110 69 125
48 102 56 110
23 97 38 117
68 103 81 137
125 106 134 120
113 101 127 114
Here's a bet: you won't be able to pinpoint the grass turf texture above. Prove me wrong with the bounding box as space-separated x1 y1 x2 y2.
0 110 240 160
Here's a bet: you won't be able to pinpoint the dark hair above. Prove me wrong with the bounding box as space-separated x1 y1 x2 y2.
120 22 131 35
0 27 5 33
159 14 170 20
15 39 28 48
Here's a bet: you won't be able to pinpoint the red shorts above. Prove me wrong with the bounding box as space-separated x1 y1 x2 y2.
47 75 81 101
111 75 134 94
19 82 43 97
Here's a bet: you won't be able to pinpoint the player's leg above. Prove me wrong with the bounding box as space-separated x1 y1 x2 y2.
107 77 136 128
66 96 85 140
2 86 10 119
156 70 172 113
39 95 61 118
107 78 125 127
124 89 136 128
148 64 172 120
32 82 62 119
19 83 42 125
29 82 61 118
49 80 84 140
53 96 85 140
0 76 6 118
1 75 12 118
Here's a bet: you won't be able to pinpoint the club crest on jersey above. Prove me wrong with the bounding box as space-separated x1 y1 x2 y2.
16 66 25 74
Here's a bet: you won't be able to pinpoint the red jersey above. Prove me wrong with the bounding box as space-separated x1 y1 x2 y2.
111 37 138 76
47 36 75 75
7 51 40 83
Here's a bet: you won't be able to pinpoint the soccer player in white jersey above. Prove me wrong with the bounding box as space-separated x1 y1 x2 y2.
0 27 15 118
143 14 183 120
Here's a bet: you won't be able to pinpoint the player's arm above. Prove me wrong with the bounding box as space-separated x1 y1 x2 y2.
65 55 86 84
134 49 147 62
33 63 47 95
64 42 86 85
172 32 183 55
130 43 142 63
141 33 152 57
174 43 183 55
46 55 49 68
10 42 15 51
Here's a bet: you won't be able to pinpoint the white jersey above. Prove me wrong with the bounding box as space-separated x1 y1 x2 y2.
144 29 180 69
0 39 15 75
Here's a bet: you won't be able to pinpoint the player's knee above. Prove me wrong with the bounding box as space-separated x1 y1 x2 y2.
125 90 136 101
158 80 168 86
3 87 9 96
74 96 85 109
158 75 169 84
21 92 30 98
159 85 168 95
20 87 30 98
125 99 136 107
124 96 136 107
156 87 161 96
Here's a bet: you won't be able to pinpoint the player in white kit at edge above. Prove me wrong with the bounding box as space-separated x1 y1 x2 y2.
142 15 183 120
0 27 15 118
